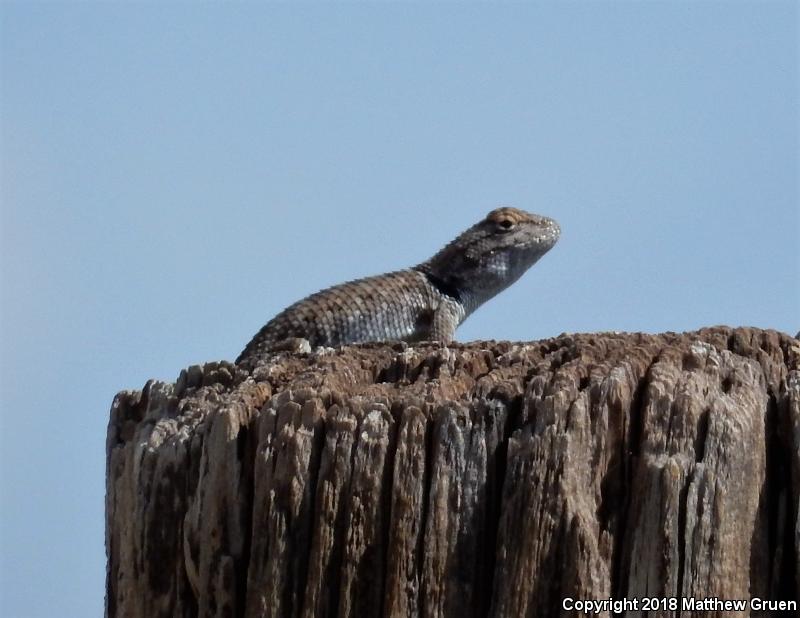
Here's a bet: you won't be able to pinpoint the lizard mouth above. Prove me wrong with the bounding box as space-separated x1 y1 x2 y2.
527 217 561 250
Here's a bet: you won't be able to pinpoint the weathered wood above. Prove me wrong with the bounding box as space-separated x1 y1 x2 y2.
106 328 800 617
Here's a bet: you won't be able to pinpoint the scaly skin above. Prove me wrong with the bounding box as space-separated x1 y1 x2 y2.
237 207 560 365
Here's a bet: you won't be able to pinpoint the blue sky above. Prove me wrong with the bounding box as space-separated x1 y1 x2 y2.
1 3 797 615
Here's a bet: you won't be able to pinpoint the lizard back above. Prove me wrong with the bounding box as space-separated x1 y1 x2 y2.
236 269 459 363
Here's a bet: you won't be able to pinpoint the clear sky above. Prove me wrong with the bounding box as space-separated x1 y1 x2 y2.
1 2 797 615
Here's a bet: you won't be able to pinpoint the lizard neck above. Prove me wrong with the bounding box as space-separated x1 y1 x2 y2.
413 265 486 317
418 270 463 303
415 242 543 317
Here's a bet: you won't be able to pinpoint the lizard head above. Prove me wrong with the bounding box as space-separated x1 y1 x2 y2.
418 206 560 313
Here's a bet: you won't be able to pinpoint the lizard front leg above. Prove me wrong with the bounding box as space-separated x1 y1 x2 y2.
428 300 464 343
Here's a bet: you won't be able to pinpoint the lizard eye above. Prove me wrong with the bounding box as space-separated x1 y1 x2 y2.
496 218 515 231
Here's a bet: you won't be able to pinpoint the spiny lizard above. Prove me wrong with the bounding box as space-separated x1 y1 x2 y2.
237 207 560 365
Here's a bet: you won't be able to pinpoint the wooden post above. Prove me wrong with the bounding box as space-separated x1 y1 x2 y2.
106 328 800 617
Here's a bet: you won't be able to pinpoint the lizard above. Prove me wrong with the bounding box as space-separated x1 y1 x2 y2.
236 207 560 366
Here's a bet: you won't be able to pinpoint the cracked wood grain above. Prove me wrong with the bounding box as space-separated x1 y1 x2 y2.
106 328 800 617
